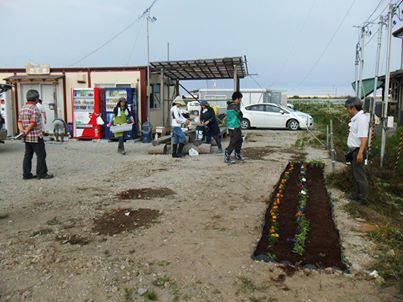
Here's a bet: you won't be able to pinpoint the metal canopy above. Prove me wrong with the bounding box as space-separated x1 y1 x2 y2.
150 56 248 80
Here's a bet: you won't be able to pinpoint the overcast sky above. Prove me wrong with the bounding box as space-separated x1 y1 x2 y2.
1 0 402 95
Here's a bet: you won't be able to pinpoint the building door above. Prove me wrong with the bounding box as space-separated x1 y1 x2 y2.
19 83 59 133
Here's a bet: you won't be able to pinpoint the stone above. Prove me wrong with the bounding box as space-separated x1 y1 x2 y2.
137 288 148 296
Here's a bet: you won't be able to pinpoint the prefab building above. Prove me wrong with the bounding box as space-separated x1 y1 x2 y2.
198 88 287 113
0 66 154 136
0 56 248 137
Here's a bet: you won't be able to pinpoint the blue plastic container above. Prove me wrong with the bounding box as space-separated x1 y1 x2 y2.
141 121 152 143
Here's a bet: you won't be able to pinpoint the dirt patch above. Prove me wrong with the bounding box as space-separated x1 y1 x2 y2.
242 147 279 160
55 233 91 246
117 188 176 200
242 146 307 161
93 208 161 235
253 162 346 270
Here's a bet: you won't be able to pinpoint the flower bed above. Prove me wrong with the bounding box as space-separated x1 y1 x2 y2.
253 161 346 270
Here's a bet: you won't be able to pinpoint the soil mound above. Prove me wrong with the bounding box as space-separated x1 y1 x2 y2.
93 208 161 235
117 188 176 200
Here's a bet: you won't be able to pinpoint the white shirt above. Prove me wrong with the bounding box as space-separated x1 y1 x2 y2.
37 103 46 113
347 110 369 149
171 106 187 127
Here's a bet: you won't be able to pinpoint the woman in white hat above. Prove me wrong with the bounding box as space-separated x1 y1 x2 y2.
170 96 188 158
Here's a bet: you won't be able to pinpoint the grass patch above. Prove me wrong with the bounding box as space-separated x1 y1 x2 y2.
294 102 403 285
124 288 134 302
145 291 158 301
31 228 53 237
152 276 170 288
237 276 257 294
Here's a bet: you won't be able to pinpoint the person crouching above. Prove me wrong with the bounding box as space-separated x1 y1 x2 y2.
199 100 223 153
171 97 188 158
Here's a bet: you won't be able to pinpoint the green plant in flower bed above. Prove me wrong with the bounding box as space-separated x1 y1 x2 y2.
308 160 325 169
292 164 310 256
293 215 310 256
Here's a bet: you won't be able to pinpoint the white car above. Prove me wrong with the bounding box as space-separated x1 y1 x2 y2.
240 103 314 131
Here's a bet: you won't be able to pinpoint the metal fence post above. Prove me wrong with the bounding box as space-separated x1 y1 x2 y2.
330 120 336 174
326 124 330 150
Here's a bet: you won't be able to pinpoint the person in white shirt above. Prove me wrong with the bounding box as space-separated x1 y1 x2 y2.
345 97 369 204
36 99 47 125
170 96 188 158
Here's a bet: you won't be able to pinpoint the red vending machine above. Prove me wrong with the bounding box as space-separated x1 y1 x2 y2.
72 88 103 139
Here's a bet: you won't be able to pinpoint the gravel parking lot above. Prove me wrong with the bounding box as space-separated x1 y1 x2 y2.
0 130 399 302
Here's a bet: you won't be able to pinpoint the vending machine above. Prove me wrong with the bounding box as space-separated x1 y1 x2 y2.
0 84 14 136
102 88 137 140
72 88 103 139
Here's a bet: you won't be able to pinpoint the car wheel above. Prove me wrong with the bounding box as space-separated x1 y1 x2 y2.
241 119 250 130
287 119 299 131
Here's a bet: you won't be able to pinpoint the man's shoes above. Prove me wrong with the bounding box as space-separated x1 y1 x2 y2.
224 151 235 164
235 153 245 161
217 147 223 154
172 144 179 158
177 143 185 158
37 174 54 180
23 174 36 180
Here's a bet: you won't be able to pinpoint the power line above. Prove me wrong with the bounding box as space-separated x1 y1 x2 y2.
366 0 403 47
126 22 145 66
271 0 318 87
249 74 264 89
366 0 387 23
297 0 357 88
68 0 158 67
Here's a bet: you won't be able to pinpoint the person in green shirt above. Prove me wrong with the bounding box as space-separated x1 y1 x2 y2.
225 91 244 164
107 98 134 155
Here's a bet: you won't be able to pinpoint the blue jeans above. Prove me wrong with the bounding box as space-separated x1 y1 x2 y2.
172 127 186 144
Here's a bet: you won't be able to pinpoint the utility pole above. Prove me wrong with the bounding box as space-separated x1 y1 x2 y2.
368 16 384 159
358 25 367 99
354 26 361 97
381 4 395 167
167 42 170 61
146 13 151 122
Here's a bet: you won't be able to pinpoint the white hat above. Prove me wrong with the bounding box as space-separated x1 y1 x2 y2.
173 96 186 106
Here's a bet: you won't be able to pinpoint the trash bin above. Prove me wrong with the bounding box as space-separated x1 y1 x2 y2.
141 121 152 143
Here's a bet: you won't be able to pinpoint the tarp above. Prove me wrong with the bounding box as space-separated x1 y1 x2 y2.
351 77 384 98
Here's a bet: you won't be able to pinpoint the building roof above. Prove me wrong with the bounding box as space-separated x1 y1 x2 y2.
393 26 403 38
0 84 12 93
0 66 146 73
150 56 248 80
4 74 65 84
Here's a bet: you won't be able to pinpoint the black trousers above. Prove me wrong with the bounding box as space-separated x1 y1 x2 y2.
23 139 48 178
351 149 369 201
226 128 243 155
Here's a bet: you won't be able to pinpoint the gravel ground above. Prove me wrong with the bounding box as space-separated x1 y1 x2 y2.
0 130 399 302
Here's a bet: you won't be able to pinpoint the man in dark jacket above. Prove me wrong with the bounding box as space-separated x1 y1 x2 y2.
199 100 223 153
225 91 244 164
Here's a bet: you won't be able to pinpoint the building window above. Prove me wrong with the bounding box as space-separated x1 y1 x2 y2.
150 84 161 109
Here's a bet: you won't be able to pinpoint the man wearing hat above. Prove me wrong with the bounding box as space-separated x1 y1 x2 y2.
170 96 188 158
345 96 370 204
